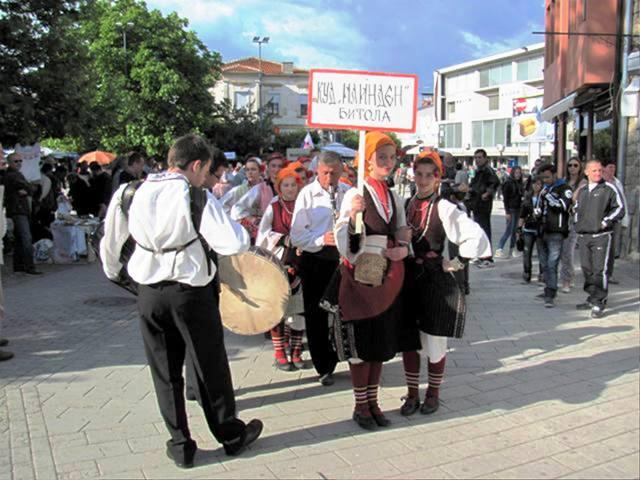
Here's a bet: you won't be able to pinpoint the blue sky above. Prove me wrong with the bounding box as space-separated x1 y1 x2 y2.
147 0 545 92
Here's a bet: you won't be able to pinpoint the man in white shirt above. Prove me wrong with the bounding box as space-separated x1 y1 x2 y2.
100 134 262 467
291 151 349 386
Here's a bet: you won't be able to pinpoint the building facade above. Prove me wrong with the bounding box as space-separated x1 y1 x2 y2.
434 43 553 167
210 57 309 132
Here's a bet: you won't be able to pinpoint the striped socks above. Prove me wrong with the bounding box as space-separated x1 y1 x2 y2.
367 361 383 415
426 357 446 399
402 351 420 399
349 362 372 415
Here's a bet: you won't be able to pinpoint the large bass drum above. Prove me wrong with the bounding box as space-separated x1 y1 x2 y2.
218 246 291 335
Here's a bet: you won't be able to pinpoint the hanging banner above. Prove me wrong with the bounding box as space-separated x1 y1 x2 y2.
307 69 418 133
512 96 555 143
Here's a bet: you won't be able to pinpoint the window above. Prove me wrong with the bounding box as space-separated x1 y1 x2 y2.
447 101 456 116
438 123 462 149
299 93 308 116
471 119 510 148
517 57 544 81
234 91 252 110
488 94 499 111
479 63 512 88
264 92 280 116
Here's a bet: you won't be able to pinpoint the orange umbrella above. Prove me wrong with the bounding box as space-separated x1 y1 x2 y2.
78 150 117 165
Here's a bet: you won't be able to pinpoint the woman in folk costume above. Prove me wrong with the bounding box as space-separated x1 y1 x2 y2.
256 166 306 371
334 131 411 430
399 152 490 416
231 153 284 242
220 157 263 214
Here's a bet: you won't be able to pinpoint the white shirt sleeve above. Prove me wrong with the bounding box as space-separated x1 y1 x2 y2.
290 188 327 251
438 199 492 259
200 191 250 256
230 184 260 221
256 203 284 251
335 188 363 264
220 183 246 215
100 184 131 281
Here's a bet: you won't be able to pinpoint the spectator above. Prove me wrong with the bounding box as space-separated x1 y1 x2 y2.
89 162 112 218
466 148 500 267
67 171 92 216
496 166 524 258
560 157 586 293
0 146 14 360
33 163 59 240
602 160 628 284
4 153 41 274
118 151 145 186
574 159 625 318
535 164 572 308
518 176 544 284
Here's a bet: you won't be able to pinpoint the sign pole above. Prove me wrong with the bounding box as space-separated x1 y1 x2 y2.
355 129 366 234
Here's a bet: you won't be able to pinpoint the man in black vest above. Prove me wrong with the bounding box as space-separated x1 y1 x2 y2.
100 134 262 468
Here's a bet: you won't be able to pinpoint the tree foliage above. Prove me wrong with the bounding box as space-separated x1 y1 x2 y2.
272 129 320 153
205 100 274 157
339 130 402 150
80 0 221 155
0 0 91 146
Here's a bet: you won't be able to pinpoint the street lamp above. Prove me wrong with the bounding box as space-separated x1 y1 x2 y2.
252 36 269 117
116 21 135 78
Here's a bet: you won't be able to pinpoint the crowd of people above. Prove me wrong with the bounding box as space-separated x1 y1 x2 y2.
0 133 628 468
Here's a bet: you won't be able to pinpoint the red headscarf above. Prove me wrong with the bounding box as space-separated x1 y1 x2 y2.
353 131 396 178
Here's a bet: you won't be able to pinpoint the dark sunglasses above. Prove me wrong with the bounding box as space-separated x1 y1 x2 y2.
568 163 579 168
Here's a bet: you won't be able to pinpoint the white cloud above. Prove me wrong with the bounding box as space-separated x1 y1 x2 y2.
147 0 369 70
460 22 543 58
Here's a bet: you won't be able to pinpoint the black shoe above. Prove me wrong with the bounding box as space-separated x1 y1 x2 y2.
464 285 471 295
522 274 531 283
25 269 43 275
352 411 377 431
0 350 14 362
420 396 440 415
166 442 197 469
319 373 334 386
185 390 197 402
224 419 263 457
609 277 620 285
535 293 545 300
544 298 555 308
576 302 592 310
400 396 420 416
371 411 391 427
0 338 8 347
275 360 292 372
591 306 605 319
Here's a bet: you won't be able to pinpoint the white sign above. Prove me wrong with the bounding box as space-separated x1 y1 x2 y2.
308 69 418 133
286 148 310 162
512 96 554 143
14 143 42 182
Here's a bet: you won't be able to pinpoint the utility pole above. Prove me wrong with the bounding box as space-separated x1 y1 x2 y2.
252 36 269 118
116 21 135 78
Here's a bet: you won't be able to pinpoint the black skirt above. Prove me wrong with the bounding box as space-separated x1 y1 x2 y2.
398 258 466 352
324 268 400 362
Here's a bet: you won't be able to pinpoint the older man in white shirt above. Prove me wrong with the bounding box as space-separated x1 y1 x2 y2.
290 151 349 386
100 134 262 467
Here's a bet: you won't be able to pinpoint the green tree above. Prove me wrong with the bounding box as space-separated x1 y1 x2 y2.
0 0 91 146
272 129 320 153
205 100 274 157
80 0 221 155
339 130 401 150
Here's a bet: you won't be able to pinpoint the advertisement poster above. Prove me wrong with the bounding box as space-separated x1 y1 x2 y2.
511 96 554 143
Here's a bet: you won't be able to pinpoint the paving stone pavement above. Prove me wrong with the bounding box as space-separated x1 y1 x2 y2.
0 209 638 479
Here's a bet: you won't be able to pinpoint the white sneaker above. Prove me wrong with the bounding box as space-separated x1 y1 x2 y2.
495 249 509 259
511 250 523 258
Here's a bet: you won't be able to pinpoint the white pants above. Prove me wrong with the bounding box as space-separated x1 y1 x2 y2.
419 332 448 363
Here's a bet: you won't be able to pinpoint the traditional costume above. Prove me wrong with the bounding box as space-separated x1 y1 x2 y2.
399 152 490 416
230 179 276 242
256 167 306 371
332 132 407 430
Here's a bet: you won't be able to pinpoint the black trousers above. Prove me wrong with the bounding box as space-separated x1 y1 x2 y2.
138 281 246 457
472 209 493 258
299 252 339 376
579 233 613 308
522 232 543 281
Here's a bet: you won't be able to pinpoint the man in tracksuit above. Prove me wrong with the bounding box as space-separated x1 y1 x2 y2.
535 164 572 308
574 159 625 318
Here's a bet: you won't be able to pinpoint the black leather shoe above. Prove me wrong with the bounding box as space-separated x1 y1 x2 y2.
0 350 14 362
275 361 292 372
420 396 440 415
224 419 263 457
400 396 420 416
166 443 197 469
371 411 391 427
0 338 8 347
352 411 377 431
319 373 334 386
25 269 43 275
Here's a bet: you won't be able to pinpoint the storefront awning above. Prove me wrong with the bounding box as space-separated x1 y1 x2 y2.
540 92 577 122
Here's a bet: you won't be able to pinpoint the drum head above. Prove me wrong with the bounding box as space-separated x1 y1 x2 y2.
218 247 291 335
